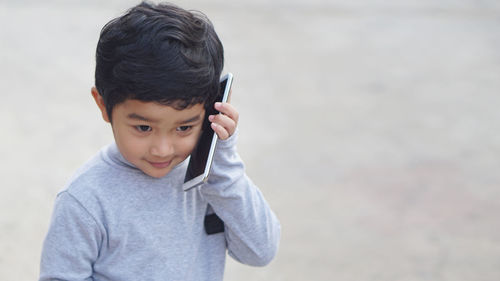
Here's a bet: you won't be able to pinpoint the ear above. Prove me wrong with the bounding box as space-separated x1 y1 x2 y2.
91 87 111 123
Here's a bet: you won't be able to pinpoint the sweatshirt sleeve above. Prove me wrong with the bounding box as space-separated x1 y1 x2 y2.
39 191 102 281
199 131 281 266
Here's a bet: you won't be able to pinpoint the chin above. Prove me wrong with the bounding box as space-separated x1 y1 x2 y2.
145 171 168 179
144 168 173 179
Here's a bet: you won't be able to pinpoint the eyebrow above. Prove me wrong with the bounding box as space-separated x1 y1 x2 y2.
177 114 202 125
127 113 155 123
126 113 202 124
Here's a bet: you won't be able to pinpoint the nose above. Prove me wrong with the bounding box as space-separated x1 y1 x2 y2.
150 135 174 158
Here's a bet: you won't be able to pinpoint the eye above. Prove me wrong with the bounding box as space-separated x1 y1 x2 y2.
176 125 192 132
135 125 152 132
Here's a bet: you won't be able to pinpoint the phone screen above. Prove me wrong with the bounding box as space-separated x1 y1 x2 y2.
183 77 230 185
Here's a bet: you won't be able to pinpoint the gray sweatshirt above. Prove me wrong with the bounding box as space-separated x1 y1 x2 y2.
39 133 280 281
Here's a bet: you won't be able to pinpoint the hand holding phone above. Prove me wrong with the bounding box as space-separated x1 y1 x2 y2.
183 73 234 191
209 101 239 140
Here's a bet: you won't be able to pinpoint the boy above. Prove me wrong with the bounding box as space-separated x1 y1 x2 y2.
39 2 280 280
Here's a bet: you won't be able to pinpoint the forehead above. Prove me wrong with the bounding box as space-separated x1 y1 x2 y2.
113 99 205 124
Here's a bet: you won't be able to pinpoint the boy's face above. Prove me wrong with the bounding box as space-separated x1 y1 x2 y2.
92 88 205 178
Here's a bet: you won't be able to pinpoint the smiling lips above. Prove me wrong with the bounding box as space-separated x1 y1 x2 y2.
148 160 172 169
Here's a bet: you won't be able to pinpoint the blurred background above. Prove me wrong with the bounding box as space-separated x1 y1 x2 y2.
1 0 499 280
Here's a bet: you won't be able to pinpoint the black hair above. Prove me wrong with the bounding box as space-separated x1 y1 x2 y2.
95 1 224 120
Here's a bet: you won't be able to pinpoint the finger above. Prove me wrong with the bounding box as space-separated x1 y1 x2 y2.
209 114 236 136
211 122 230 140
214 102 239 124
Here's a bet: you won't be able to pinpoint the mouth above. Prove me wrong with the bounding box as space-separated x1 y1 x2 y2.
147 160 173 169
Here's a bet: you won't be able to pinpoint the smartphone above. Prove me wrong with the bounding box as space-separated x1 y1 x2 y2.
183 73 233 191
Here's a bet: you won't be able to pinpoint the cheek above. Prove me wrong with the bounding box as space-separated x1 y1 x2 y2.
123 139 147 156
113 127 147 158
178 132 202 156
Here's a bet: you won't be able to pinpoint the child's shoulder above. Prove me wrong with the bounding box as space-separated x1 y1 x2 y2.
61 144 130 199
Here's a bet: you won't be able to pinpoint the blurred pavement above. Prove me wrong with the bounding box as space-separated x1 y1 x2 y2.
1 0 499 280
